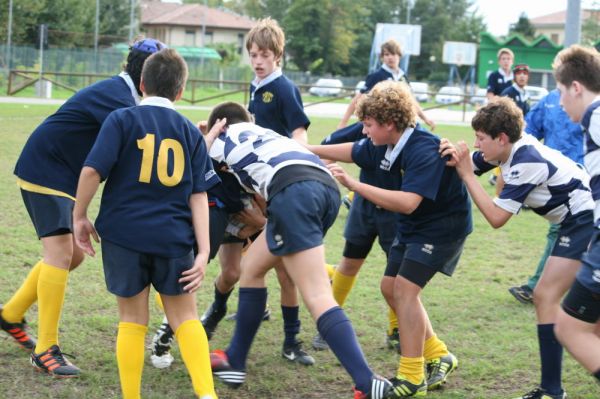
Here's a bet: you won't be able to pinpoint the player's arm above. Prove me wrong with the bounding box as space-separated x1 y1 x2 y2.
180 192 210 293
306 142 354 163
327 163 422 214
202 118 228 150
415 104 435 130
291 127 308 144
73 166 102 256
338 93 362 129
449 141 512 228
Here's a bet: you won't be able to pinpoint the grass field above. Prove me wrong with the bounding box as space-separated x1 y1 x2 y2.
0 102 598 399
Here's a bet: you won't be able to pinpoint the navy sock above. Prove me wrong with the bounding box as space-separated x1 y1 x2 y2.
281 305 300 347
538 324 563 395
213 284 233 312
226 287 267 370
594 368 600 383
317 306 373 393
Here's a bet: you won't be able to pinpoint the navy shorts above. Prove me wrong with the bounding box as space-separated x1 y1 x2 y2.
551 210 594 260
101 240 194 297
575 230 600 295
21 190 74 238
561 279 600 323
266 181 340 256
343 195 396 257
385 236 466 284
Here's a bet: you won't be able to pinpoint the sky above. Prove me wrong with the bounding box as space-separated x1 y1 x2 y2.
471 0 598 36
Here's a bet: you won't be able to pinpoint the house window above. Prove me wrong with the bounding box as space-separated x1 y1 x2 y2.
204 31 214 45
238 33 244 54
551 33 559 44
185 30 196 46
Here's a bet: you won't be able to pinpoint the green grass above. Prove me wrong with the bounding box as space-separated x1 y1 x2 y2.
0 103 598 399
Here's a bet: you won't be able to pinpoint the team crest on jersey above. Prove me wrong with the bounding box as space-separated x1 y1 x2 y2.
379 158 391 171
262 91 274 103
558 235 571 248
421 244 434 255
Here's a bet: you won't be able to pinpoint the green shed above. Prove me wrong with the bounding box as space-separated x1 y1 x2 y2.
478 32 562 90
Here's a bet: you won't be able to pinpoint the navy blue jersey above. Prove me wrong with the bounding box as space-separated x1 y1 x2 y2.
362 67 409 94
322 121 399 189
14 75 138 196
352 127 472 244
486 69 513 96
85 98 220 257
501 84 530 115
248 74 310 138
208 165 245 214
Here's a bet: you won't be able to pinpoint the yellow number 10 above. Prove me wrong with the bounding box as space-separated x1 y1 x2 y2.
137 133 185 187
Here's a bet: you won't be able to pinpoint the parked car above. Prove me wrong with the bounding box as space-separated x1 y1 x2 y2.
469 88 488 106
409 82 430 102
354 80 366 95
435 86 463 104
309 78 344 97
525 85 549 103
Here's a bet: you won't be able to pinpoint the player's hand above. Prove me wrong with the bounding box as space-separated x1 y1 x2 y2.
197 120 208 134
73 217 99 257
179 252 208 293
236 199 266 228
439 138 459 166
424 116 436 131
327 163 357 190
453 141 474 178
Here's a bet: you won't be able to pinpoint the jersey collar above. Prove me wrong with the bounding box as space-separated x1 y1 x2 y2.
381 126 415 170
119 72 141 105
140 96 175 109
251 68 283 101
498 68 514 81
382 64 405 81
512 83 528 99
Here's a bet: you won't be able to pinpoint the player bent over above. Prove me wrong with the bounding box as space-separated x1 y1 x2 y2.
203 102 394 399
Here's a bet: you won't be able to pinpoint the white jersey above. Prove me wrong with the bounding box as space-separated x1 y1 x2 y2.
209 122 330 200
581 97 600 226
473 134 594 223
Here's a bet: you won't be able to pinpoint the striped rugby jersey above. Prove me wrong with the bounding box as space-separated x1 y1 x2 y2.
472 133 594 224
581 98 600 226
209 122 330 200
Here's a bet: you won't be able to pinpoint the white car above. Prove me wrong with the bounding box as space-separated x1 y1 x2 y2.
410 82 430 102
435 86 463 104
354 80 366 95
525 85 549 103
309 78 344 97
469 88 488 105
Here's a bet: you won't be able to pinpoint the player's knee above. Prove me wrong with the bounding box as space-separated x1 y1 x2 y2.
380 276 395 301
221 267 240 288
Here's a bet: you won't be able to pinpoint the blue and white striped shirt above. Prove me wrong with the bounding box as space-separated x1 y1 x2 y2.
209 122 330 200
473 133 594 224
581 98 600 226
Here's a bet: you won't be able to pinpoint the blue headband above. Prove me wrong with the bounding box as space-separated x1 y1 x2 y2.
131 38 166 54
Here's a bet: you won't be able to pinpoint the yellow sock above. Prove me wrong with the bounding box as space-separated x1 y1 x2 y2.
325 263 336 280
423 334 449 361
397 356 425 385
388 306 398 335
3 261 42 323
35 262 68 354
155 292 164 312
348 191 355 201
332 269 357 307
117 322 147 399
176 319 217 399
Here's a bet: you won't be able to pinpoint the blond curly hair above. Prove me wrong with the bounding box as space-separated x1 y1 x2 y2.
356 81 416 131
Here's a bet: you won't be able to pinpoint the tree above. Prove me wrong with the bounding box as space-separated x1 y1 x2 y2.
509 12 536 40
582 5 600 46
